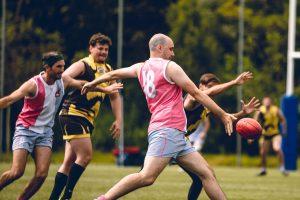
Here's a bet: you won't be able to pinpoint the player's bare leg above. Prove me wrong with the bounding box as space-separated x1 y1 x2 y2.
70 138 93 167
101 156 171 200
49 142 76 200
0 149 28 191
272 135 288 175
58 141 77 174
18 146 51 200
60 138 92 199
259 140 270 176
177 152 227 200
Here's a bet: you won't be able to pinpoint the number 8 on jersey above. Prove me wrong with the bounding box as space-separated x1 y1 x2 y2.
142 70 157 98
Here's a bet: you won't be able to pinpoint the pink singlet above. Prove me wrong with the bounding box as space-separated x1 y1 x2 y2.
138 58 186 133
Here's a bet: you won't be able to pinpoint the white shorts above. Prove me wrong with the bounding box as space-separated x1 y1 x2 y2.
146 128 196 159
12 126 53 153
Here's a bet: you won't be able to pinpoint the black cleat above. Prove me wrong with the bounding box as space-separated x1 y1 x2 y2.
257 170 267 176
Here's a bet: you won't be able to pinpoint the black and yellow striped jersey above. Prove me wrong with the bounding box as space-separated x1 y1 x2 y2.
185 104 210 136
60 55 112 126
258 105 280 136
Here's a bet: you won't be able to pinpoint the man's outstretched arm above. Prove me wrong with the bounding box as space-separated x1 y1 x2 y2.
0 80 36 109
233 97 260 119
203 71 253 96
166 61 236 135
184 72 253 110
81 63 141 94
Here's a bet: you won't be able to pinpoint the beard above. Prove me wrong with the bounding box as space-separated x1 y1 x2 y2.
50 72 62 80
56 73 62 79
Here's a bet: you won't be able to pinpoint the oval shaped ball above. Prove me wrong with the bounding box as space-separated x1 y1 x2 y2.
236 118 262 139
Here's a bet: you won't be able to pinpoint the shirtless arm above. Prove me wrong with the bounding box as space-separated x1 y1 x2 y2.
233 97 260 119
0 80 36 109
81 63 141 94
184 72 253 110
166 61 236 135
203 71 252 96
62 61 123 93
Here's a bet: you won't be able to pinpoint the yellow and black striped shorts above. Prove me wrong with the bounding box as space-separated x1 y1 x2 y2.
59 115 94 140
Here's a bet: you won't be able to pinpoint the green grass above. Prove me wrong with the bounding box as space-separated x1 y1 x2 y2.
2 151 299 167
0 151 116 164
0 163 299 200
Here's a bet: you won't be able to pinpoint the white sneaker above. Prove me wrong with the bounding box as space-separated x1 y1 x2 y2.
279 166 289 176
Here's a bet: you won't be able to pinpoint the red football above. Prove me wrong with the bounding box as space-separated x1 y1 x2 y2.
236 118 262 139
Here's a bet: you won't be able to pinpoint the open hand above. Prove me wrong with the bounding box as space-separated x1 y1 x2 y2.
110 120 121 139
241 97 260 114
221 113 237 136
81 82 97 95
234 71 253 85
101 83 123 94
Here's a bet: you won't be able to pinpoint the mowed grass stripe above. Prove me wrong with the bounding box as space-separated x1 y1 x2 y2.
0 164 299 200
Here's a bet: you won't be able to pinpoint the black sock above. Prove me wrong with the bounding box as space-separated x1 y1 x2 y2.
182 167 203 200
49 172 68 200
61 163 85 199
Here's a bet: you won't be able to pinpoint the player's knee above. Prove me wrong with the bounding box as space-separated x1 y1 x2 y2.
77 154 92 166
142 177 156 186
140 174 156 186
83 154 92 165
189 171 200 182
11 169 24 180
35 170 48 180
201 165 216 180
208 166 216 178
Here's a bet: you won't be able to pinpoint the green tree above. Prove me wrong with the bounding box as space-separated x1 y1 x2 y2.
4 0 176 151
167 0 299 152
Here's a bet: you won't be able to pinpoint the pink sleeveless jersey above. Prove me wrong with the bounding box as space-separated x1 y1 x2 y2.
138 58 186 133
16 73 64 134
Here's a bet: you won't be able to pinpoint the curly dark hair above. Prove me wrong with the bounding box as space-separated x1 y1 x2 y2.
89 33 112 47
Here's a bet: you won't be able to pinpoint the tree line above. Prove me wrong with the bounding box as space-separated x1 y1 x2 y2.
1 0 299 154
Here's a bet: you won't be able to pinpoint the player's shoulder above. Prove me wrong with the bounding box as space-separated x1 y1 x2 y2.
19 76 39 96
259 105 266 112
78 56 89 64
271 105 279 112
168 60 180 65
167 61 182 71
131 62 145 77
26 77 38 87
132 62 144 68
70 58 86 68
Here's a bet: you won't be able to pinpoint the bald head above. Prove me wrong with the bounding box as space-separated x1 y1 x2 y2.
149 34 171 51
148 34 175 60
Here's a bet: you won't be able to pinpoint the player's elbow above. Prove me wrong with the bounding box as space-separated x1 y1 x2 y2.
200 165 216 181
190 89 205 103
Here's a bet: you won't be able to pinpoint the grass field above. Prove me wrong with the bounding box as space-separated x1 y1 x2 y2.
0 163 299 200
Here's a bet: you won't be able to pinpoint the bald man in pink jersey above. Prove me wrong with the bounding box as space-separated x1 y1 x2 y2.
82 33 236 200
